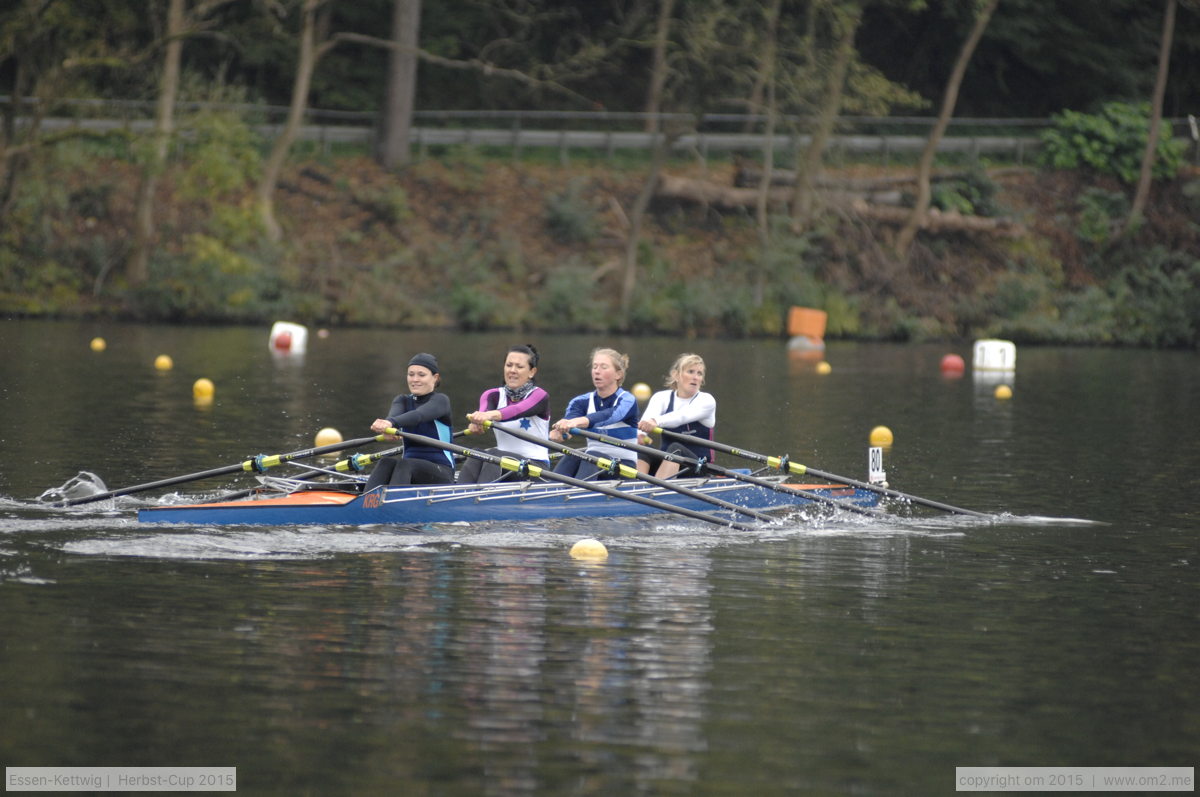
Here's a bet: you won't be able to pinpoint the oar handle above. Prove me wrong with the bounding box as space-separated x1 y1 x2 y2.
654 427 988 517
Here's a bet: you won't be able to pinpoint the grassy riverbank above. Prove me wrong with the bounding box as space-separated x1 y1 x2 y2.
4 138 1199 347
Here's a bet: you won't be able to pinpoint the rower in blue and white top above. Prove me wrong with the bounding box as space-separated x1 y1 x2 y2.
365 352 455 489
637 353 716 479
550 347 639 480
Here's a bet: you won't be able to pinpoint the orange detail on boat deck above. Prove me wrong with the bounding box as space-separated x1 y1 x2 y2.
783 483 856 496
185 490 358 509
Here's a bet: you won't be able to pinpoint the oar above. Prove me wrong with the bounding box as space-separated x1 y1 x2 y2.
477 420 780 524
654 427 989 517
385 427 757 531
567 427 888 519
53 433 392 507
200 431 469 502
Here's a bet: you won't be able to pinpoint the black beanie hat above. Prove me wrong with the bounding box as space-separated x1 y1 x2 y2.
408 352 439 374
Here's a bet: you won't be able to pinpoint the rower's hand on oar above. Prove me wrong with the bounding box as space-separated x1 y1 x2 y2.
370 418 399 439
464 411 497 436
551 417 588 442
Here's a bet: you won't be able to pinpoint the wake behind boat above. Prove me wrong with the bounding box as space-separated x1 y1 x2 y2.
137 474 880 527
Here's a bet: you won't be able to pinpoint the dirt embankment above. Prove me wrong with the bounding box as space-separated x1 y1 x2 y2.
43 153 1200 337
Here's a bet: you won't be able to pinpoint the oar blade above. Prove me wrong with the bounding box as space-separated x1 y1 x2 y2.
656 427 987 517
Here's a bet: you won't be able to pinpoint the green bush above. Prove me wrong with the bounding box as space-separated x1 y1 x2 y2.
931 164 1002 217
1038 101 1187 184
534 261 607 331
1075 188 1129 247
1107 248 1200 347
130 237 286 322
176 110 261 201
544 178 602 244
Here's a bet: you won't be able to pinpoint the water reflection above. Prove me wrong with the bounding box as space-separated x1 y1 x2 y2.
69 545 723 793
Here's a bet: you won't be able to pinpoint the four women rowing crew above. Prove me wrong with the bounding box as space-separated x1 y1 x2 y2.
365 347 716 487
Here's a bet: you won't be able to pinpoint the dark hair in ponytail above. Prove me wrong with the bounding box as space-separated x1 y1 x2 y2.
509 343 539 369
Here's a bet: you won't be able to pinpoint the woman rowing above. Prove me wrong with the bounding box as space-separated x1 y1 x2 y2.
637 353 716 478
364 352 455 489
550 347 639 480
458 344 551 483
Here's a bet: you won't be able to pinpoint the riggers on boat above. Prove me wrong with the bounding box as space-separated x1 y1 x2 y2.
137 474 879 527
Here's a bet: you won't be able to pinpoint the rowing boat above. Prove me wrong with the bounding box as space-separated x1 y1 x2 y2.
137 474 879 527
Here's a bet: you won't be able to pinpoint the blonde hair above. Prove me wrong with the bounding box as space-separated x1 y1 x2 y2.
664 353 705 389
590 347 629 384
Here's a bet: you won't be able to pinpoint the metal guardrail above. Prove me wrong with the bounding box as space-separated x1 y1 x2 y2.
29 115 1044 160
11 98 1193 160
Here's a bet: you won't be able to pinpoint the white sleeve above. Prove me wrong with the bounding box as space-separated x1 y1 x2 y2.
652 391 716 429
641 390 670 422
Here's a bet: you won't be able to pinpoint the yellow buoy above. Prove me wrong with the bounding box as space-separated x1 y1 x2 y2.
570 538 608 561
995 385 1013 400
89 337 107 352
816 361 832 375
631 382 652 401
192 378 214 400
315 427 343 447
869 425 894 446
154 354 173 371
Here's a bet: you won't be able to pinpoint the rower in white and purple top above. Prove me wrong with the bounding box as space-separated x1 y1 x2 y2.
459 344 551 483
636 353 716 479
550 347 640 480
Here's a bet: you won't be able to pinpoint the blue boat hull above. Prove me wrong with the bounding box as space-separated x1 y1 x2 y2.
137 476 879 526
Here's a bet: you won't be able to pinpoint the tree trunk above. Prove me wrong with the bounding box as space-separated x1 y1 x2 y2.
643 0 676 134
619 131 675 329
126 0 184 287
0 59 31 224
1123 0 1176 236
257 0 326 242
753 0 782 307
380 0 422 168
894 0 999 256
790 1 861 232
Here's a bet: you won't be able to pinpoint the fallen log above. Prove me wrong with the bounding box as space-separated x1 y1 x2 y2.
656 174 791 209
654 174 1024 236
734 165 1032 190
848 199 1025 236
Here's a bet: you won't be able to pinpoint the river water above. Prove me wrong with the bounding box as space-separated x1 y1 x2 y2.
1 319 1196 795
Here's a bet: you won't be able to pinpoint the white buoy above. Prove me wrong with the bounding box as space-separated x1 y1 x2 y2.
973 339 1016 372
269 321 308 354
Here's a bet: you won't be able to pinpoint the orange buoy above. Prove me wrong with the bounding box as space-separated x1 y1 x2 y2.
940 353 965 376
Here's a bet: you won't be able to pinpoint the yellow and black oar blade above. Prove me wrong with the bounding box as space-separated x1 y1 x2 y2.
388 427 757 531
655 427 988 517
568 426 887 519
